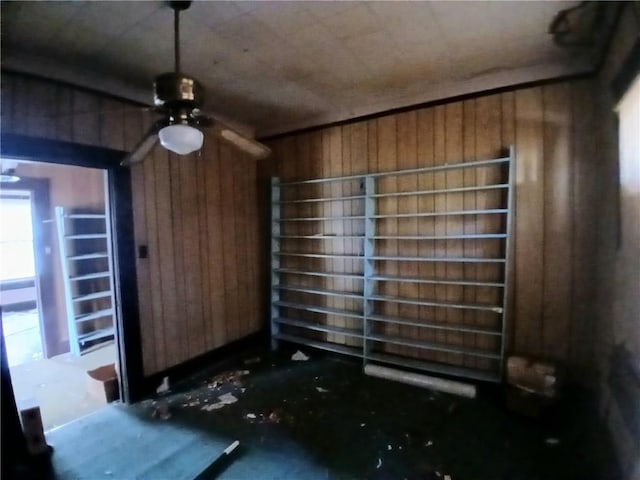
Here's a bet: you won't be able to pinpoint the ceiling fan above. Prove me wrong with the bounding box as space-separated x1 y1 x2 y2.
122 0 271 166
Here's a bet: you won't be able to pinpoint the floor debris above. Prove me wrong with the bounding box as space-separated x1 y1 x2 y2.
156 376 170 395
425 440 434 447
246 413 257 419
267 411 282 423
291 350 309 361
152 403 171 420
376 458 382 469
202 393 239 412
208 370 249 389
315 387 330 393
360 423 366 427
243 356 261 365
387 445 392 451
444 475 452 480
545 437 560 446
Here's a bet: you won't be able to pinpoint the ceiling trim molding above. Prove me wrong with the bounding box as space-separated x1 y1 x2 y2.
1 52 152 106
260 58 593 138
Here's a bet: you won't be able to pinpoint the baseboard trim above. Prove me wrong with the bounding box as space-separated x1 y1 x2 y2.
136 329 269 401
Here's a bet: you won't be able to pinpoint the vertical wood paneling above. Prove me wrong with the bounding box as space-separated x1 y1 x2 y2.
475 94 502 369
514 87 545 357
396 112 419 354
27 80 57 139
3 71 603 376
542 84 573 361
328 127 344 344
220 145 240 342
126 111 156 374
501 92 516 353
54 85 74 142
444 103 464 365
3 72 264 376
570 81 598 370
0 73 16 132
416 108 437 361
433 105 447 363
462 99 477 368
72 91 102 146
376 116 399 354
205 142 227 349
350 122 368 348
100 99 125 151
270 80 596 373
181 155 205 356
155 152 179 369
195 149 212 350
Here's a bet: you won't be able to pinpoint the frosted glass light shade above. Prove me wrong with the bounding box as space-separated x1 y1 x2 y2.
158 124 204 155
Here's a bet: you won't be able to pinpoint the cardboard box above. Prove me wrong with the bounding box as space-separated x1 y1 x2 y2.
506 355 559 398
87 364 120 403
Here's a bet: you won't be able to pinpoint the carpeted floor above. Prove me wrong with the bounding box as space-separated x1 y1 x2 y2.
27 348 619 480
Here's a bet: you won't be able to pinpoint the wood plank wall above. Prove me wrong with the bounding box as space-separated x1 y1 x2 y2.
267 79 599 369
1 72 263 375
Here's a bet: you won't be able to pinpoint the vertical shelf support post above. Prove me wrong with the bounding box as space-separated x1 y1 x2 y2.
270 177 281 350
499 146 516 376
363 175 375 365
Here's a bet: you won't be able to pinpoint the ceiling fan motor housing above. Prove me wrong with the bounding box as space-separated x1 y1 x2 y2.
154 72 204 111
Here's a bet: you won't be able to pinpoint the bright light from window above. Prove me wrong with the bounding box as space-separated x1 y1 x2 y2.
0 195 36 281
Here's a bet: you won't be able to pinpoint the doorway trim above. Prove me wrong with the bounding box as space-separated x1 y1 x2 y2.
1 133 143 403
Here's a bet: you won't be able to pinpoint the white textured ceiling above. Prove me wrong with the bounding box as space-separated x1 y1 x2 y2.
2 1 598 136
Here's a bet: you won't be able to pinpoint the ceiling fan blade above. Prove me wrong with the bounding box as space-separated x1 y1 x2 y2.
216 127 271 159
199 116 269 159
120 125 160 166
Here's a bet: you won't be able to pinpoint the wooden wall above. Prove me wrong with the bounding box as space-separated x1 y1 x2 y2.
12 162 105 355
1 72 263 375
267 79 599 370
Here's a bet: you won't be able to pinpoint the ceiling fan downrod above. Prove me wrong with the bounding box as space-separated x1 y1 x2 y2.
169 1 191 73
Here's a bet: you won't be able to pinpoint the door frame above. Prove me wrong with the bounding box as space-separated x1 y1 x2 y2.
0 178 57 358
0 133 143 403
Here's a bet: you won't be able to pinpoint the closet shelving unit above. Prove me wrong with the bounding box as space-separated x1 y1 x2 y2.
55 206 116 355
271 148 515 383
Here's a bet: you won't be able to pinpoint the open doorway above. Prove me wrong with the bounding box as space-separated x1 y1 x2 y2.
0 189 43 366
0 160 119 431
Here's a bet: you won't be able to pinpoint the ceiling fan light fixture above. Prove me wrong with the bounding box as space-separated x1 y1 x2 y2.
158 124 204 155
